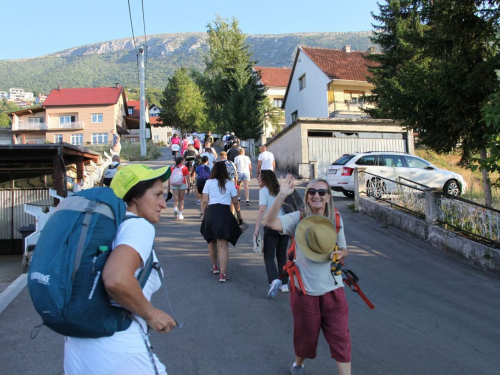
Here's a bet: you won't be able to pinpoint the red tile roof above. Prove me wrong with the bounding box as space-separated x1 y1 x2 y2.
127 100 149 118
149 117 161 125
43 87 124 106
254 66 292 87
301 47 374 81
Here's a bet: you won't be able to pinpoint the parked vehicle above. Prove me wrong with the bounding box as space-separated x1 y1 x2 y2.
326 152 468 198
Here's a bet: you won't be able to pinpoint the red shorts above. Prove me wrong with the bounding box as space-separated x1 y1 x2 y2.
289 287 351 362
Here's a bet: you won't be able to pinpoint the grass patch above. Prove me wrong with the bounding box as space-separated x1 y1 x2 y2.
121 141 161 161
347 203 358 213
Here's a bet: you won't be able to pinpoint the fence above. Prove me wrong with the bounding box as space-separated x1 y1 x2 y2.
355 168 500 248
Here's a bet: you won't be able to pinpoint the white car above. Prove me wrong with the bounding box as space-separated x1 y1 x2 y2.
326 152 467 198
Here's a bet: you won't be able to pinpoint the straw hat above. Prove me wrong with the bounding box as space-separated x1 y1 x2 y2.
295 215 337 262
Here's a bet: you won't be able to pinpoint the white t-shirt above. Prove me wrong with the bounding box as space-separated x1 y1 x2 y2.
258 151 275 171
200 152 216 169
65 213 160 353
259 186 285 216
279 211 346 296
234 155 251 173
202 179 237 205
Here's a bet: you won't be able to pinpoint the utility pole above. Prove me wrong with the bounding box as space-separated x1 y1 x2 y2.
139 47 146 156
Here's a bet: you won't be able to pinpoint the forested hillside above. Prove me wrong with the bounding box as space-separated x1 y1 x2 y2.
0 31 374 94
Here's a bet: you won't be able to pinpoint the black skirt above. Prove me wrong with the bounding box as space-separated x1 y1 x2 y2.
200 204 242 246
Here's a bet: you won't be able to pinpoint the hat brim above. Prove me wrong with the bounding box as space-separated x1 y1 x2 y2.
295 215 337 262
145 166 171 183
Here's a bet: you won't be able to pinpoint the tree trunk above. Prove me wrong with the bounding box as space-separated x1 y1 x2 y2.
480 148 493 208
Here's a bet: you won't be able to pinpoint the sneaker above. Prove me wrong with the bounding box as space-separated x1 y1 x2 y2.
211 265 220 274
178 213 184 220
246 200 250 206
219 273 229 282
280 284 289 293
291 364 304 375
197 200 201 205
238 197 241 201
268 279 282 298
173 211 178 220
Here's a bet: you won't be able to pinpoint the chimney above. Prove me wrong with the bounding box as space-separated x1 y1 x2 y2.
57 84 62 90
366 47 375 54
342 45 351 53
115 83 120 89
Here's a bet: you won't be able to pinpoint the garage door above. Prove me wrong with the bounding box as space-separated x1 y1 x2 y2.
308 133 407 179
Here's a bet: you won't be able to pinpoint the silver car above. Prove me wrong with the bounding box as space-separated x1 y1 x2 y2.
326 152 467 197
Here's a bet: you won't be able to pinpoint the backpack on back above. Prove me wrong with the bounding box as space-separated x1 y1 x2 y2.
184 149 196 162
102 163 120 186
28 187 154 338
282 190 304 214
170 166 184 186
224 160 237 180
196 165 211 184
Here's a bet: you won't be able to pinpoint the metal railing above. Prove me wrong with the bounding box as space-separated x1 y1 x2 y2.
355 168 500 248
16 121 85 130
328 101 375 114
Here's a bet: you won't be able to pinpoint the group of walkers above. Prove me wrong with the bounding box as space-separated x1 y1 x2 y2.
64 136 352 375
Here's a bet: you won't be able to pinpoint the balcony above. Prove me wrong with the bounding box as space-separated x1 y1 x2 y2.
16 121 85 131
328 101 375 118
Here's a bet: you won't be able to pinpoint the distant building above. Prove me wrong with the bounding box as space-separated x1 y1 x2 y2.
0 91 8 100
35 94 48 105
8 88 34 102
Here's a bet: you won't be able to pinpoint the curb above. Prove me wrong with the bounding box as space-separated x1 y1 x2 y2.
0 274 27 314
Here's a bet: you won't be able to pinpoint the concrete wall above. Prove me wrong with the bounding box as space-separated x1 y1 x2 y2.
285 50 330 126
265 121 303 174
358 196 500 274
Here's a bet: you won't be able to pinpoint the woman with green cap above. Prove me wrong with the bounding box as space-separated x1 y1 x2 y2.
64 164 175 375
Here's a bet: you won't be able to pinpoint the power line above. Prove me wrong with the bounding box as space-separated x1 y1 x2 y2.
127 0 137 50
141 0 148 84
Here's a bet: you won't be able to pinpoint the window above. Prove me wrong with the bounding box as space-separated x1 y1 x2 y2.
128 108 134 115
298 75 306 90
91 114 103 123
273 99 283 108
60 116 75 124
71 134 83 145
344 91 365 104
404 156 430 169
379 155 405 167
29 117 44 124
291 111 298 123
54 134 63 143
150 113 158 117
154 134 160 141
356 156 377 166
92 133 109 144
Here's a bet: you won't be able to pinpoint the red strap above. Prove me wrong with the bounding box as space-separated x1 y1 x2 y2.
343 277 375 310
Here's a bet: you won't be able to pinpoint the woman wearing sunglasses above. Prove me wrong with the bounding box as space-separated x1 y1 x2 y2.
265 175 350 375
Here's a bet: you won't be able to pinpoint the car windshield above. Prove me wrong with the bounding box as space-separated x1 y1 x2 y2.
331 155 355 166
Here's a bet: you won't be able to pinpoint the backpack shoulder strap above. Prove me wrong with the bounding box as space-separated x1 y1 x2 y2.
334 209 340 234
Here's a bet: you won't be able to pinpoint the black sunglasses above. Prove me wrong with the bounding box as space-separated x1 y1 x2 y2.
307 188 328 197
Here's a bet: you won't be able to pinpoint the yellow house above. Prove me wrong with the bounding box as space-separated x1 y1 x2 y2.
10 84 128 145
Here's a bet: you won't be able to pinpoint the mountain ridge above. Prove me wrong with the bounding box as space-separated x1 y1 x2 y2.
0 31 375 93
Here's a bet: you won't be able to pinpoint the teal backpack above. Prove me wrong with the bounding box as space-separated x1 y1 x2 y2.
28 187 153 338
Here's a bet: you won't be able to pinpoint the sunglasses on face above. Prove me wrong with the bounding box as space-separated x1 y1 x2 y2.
307 188 328 197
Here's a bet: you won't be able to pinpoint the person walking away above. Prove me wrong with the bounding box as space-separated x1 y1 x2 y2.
193 136 201 152
181 136 189 156
183 144 198 171
99 155 121 187
200 147 216 169
195 156 211 208
170 134 181 161
265 175 351 375
222 131 230 152
200 161 243 282
65 164 176 374
203 141 217 159
227 143 239 163
253 170 290 294
219 151 238 214
234 148 252 205
257 145 275 176
168 157 190 220
111 129 121 155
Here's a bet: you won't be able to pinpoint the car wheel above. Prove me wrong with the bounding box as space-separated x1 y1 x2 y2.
342 191 355 198
367 178 385 198
444 179 460 196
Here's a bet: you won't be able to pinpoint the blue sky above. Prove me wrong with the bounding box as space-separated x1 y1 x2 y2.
1 0 381 60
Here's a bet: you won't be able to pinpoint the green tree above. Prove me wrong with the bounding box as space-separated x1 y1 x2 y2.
158 67 206 134
146 88 164 108
0 112 11 128
366 0 500 206
202 15 267 139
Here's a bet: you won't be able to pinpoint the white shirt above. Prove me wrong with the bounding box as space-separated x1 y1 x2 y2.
202 179 237 205
200 152 216 169
234 155 251 173
258 151 275 171
259 186 285 216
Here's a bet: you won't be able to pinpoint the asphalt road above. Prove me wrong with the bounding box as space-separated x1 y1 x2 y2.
1 148 500 375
